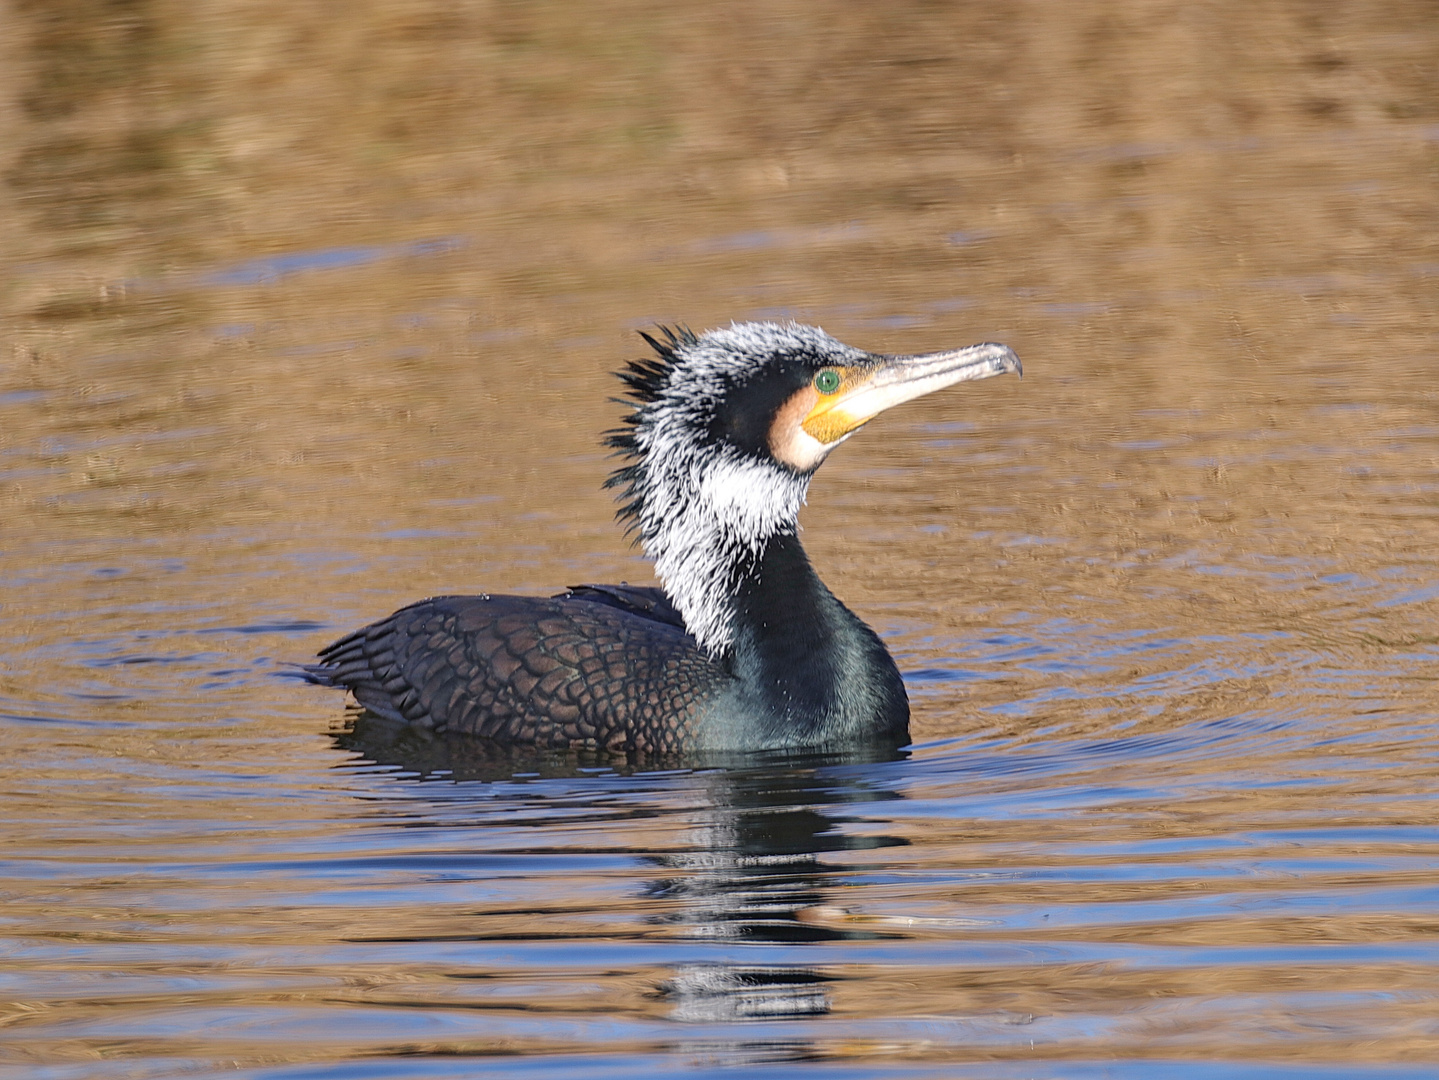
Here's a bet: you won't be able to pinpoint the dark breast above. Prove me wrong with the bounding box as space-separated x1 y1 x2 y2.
309 589 725 754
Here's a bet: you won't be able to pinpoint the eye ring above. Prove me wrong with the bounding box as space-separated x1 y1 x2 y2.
813 369 842 395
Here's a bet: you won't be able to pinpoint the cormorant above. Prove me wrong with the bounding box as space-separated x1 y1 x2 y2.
309 321 1020 753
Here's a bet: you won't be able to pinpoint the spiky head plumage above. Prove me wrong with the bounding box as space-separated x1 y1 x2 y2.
603 324 700 537
602 321 868 655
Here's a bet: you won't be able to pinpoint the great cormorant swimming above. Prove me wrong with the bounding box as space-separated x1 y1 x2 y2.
309 321 1020 753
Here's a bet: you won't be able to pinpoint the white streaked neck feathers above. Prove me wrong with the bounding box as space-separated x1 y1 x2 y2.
620 322 863 655
636 437 810 656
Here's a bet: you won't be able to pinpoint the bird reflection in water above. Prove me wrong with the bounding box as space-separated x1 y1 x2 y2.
647 760 906 1026
337 714 907 1034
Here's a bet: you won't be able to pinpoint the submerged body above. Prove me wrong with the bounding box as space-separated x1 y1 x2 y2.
310 322 1019 752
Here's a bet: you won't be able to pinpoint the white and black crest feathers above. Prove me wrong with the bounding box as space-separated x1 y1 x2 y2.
602 323 698 535
602 322 862 655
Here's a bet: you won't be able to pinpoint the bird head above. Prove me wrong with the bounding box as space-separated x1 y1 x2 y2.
604 321 1020 652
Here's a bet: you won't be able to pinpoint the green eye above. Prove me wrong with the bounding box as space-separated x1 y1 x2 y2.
814 369 842 395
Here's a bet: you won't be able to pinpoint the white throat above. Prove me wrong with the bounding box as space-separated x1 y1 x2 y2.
635 446 810 655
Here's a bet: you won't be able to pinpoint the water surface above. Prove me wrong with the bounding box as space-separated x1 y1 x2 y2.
3 2 1439 1076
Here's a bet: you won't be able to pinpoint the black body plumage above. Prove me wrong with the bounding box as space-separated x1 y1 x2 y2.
308 321 1021 753
313 585 719 753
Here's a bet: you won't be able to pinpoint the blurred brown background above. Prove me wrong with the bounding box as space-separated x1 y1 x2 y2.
4 4 1439 1072
1 0 1437 737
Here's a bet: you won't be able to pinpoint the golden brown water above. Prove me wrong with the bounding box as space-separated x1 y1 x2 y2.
3 2 1439 1076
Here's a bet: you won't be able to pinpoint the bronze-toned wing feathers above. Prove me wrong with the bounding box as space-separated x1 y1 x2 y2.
310 593 724 753
558 583 685 628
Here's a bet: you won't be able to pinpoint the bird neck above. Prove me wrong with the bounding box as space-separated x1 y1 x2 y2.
727 533 909 743
641 453 811 655
637 452 906 741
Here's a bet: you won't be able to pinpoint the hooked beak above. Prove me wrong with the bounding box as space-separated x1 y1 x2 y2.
801 342 1022 445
